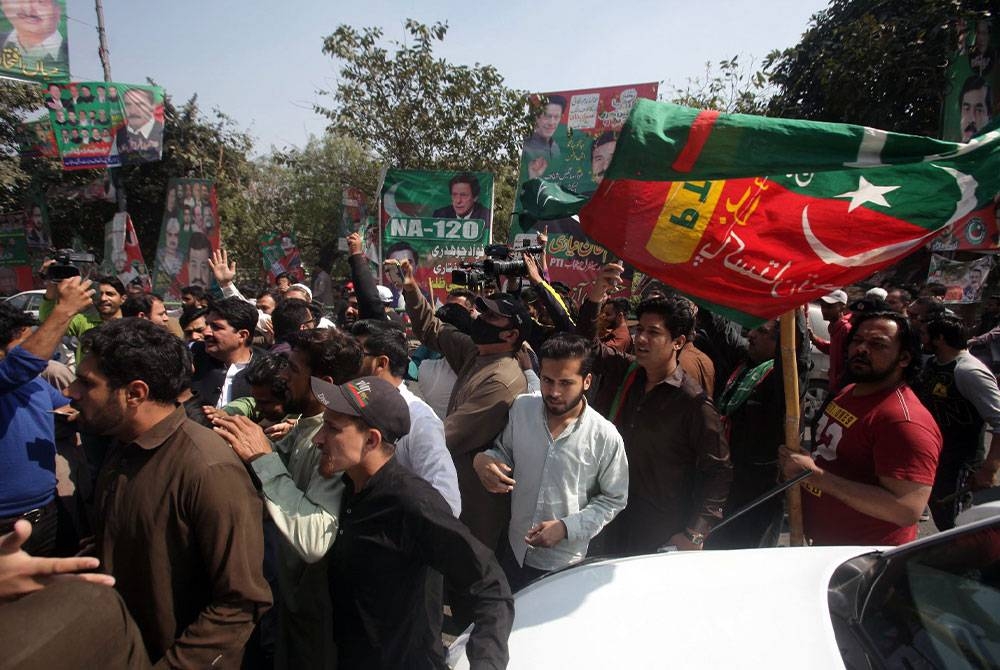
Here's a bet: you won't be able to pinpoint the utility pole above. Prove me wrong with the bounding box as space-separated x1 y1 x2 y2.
94 0 112 82
94 0 126 212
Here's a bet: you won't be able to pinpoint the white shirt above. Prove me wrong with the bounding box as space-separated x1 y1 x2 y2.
216 359 249 408
414 357 457 421
397 383 462 517
486 392 629 571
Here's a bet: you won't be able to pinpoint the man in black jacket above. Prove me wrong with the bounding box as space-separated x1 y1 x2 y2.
190 297 262 407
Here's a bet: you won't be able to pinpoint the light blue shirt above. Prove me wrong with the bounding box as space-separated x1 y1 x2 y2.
486 392 628 571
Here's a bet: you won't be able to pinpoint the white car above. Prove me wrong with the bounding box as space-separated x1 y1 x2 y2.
448 514 1000 669
3 289 46 319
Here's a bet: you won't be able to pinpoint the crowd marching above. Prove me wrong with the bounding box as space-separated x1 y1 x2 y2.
2 226 1000 670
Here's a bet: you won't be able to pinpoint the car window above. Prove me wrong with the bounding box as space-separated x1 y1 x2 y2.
5 294 27 310
26 294 42 312
859 523 1000 668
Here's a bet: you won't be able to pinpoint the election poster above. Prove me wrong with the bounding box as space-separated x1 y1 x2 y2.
510 82 658 306
0 208 35 296
46 82 165 170
928 203 1000 252
101 212 149 291
0 198 51 251
259 230 304 285
942 18 998 143
151 179 220 301
0 0 69 83
340 186 368 243
380 169 493 305
928 254 993 304
16 116 59 159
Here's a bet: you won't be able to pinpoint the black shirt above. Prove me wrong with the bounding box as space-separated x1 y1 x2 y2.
328 457 513 670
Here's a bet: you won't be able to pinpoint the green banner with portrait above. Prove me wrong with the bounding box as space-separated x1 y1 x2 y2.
46 81 165 170
380 169 493 305
152 179 220 301
0 0 69 83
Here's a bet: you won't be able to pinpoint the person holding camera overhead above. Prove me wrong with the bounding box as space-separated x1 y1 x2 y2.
393 256 528 624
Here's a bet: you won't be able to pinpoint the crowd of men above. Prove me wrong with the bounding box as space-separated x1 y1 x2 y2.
2 236 999 669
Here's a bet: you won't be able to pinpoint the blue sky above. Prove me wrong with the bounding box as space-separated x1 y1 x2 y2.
64 0 830 155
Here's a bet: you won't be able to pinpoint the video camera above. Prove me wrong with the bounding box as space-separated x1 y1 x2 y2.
451 243 545 287
45 249 97 281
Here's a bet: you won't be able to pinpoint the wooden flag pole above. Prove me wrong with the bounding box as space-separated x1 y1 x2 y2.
780 309 805 546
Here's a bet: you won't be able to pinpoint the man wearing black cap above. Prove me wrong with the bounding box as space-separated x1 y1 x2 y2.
311 376 513 669
396 260 529 553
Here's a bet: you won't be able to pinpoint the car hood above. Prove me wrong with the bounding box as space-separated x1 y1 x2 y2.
449 545 875 669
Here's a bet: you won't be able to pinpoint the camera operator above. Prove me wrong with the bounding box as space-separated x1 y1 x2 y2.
395 258 529 624
38 258 125 366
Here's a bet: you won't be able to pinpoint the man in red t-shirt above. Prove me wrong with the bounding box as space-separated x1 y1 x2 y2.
782 311 942 546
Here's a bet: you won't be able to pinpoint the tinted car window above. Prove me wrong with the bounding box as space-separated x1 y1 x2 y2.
860 524 1000 668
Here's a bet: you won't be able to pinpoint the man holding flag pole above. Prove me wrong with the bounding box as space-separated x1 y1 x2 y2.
520 98 1000 543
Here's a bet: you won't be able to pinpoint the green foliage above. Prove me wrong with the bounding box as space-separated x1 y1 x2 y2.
767 0 994 134
28 91 258 271
316 19 533 243
0 80 44 207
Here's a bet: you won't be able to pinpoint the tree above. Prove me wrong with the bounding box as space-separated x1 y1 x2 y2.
668 55 778 115
28 91 259 273
766 0 995 135
0 80 44 208
316 19 532 242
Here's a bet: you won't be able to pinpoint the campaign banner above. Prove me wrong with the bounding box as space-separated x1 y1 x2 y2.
0 0 69 83
0 198 51 250
381 169 494 304
510 82 657 305
928 254 993 304
152 179 220 300
101 212 149 291
928 202 1000 252
259 231 304 285
16 116 58 158
339 186 368 246
46 82 165 170
942 18 997 143
0 208 35 296
46 171 116 202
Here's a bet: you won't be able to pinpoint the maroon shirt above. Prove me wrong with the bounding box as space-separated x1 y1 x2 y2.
95 407 271 668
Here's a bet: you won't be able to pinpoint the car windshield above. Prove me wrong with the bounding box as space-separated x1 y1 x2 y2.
857 521 1000 668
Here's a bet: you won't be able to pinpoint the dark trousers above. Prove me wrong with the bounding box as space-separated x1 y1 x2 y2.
929 459 976 531
498 540 548 593
0 580 150 670
0 501 58 557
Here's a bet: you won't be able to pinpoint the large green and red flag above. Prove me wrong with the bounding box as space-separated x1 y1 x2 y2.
569 99 1000 325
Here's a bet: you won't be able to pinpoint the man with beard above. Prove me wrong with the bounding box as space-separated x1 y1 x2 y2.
598 297 632 354
40 274 125 363
474 333 627 590
781 312 942 546
65 319 270 668
210 328 361 670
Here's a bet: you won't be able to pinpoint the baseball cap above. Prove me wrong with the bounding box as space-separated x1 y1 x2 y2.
376 285 394 304
819 290 848 305
474 293 531 333
310 376 410 444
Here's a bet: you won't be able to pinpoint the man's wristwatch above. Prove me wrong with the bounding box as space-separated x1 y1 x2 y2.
683 530 706 546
